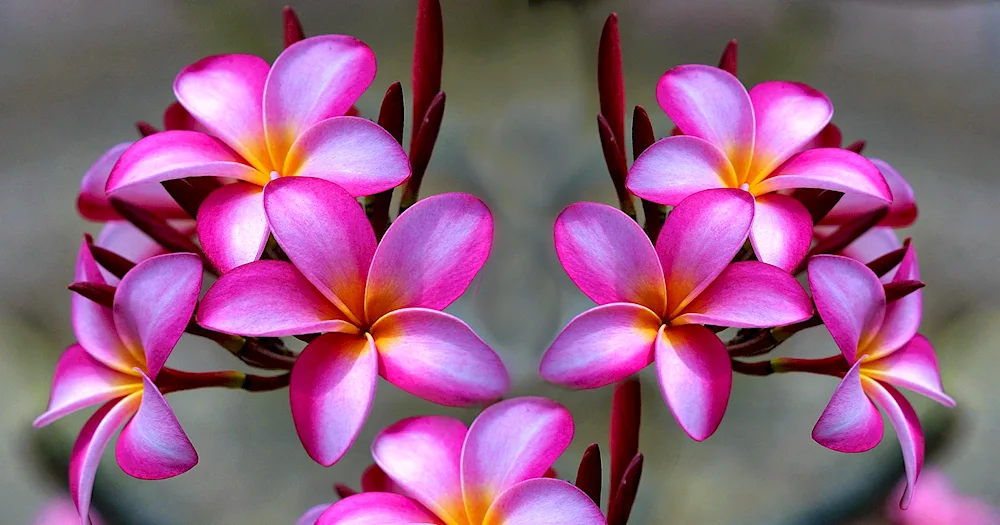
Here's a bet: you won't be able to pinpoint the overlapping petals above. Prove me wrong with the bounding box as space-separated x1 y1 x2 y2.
823 159 918 227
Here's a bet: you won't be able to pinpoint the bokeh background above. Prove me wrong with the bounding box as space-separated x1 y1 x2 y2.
2 0 998 523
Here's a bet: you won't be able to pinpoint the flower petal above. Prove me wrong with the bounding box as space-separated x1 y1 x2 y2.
867 245 922 360
34 344 140 428
482 478 606 525
839 226 902 272
317 493 441 525
366 193 493 321
754 148 891 202
296 504 332 525
361 464 403 494
371 415 467 523
675 261 813 328
78 143 185 221
823 159 917 227
72 240 137 373
195 182 269 272
748 193 812 271
747 81 832 181
654 324 732 441
70 394 141 522
116 372 197 479
264 35 376 167
808 255 886 362
163 101 207 133
863 334 954 407
290 333 378 466
863 378 925 509
283 117 410 196
540 303 660 389
626 136 735 205
94 222 168 284
371 308 508 406
812 359 884 453
800 122 842 150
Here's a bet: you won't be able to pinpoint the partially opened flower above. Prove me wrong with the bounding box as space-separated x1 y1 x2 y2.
198 176 508 465
822 159 918 227
627 64 891 270
317 397 605 525
886 469 1000 525
34 244 203 521
806 247 954 508
540 188 813 441
107 36 411 271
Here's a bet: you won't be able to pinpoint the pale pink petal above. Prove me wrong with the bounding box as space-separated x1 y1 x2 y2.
626 136 736 205
283 117 410 196
78 143 185 221
361 464 403 494
264 176 374 322
656 188 755 316
70 394 141 522
264 35 376 167
824 159 918 227
540 303 660 389
296 504 332 525
290 333 378 466
174 54 271 171
33 344 140 428
196 182 269 272
864 378 925 509
748 193 812 271
371 308 508 406
316 493 442 525
553 202 665 313
839 227 902 274
72 240 138 374
366 193 493 321
94 221 167 284
812 359 884 453
113 253 202 378
674 261 812 328
864 334 954 407
482 478 606 525
754 148 891 202
868 245 922 360
116 372 197 479
808 255 886 362
371 415 467 523
656 64 754 176
747 81 832 181
654 324 732 441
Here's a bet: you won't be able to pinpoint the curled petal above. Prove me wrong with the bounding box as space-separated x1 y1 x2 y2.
868 245 922 360
864 334 954 407
316 493 441 525
70 394 141 522
483 478 606 525
748 193 812 272
824 159 917 227
78 143 184 221
72 240 137 374
654 325 732 441
755 148 891 202
116 372 197 479
197 182 269 273
747 81 833 180
34 344 140 428
808 255 886 362
626 136 736 205
864 379 925 509
812 359 884 453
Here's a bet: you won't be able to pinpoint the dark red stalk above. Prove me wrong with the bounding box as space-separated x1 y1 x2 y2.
717 39 738 75
598 13 626 155
793 206 889 274
283 6 306 48
845 139 867 154
68 282 115 307
609 379 641 504
135 121 159 137
574 443 602 506
399 91 445 212
411 0 443 147
161 177 221 219
607 454 643 525
598 115 636 218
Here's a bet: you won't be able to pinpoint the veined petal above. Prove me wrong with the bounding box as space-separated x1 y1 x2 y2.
33 344 140 428
654 325 732 441
626 136 736 205
754 148 891 202
863 378 925 509
863 334 954 407
748 193 812 272
371 308 508 406
72 239 137 373
823 159 917 227
366 193 493 321
116 372 197 479
70 394 141 522
540 303 660 389
94 222 167 284
868 245 922 360
747 81 833 181
811 359 884 453
317 493 442 525
78 143 186 221
482 478 606 525
197 182 270 272
290 333 378 466
808 255 886 362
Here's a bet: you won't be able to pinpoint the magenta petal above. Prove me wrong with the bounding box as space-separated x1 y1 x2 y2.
361 464 403 494
654 325 732 441
839 227 902 272
868 245 922 360
540 303 660 389
749 193 812 272
316 493 441 525
94 222 167 284
196 182 269 272
116 372 197 479
747 81 832 180
482 478 606 525
34 344 140 428
290 333 378 466
808 255 887 362
812 359 884 453
72 240 137 374
864 334 954 407
78 143 184 221
70 395 141 522
823 159 917 227
371 308 509 406
296 504 332 525
864 379 925 509
626 136 736 206
756 148 891 202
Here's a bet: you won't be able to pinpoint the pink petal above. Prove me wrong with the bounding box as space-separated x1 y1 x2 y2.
113 253 202 379
808 255 887 362
264 176 374 323
290 333 378 466
654 324 732 441
33 498 104 525
264 35 376 167
748 193 812 271
811 359 884 452
868 245 922 360
116 371 197 479
163 101 207 133
94 221 167 284
747 81 833 181
839 226 902 273
366 193 493 321
34 344 140 428
296 504 332 525
656 188 755 317
553 202 665 313
283 117 411 196
371 415 467 523
361 464 403 494
316 493 441 525
800 122 842 150
196 182 269 272
674 261 813 328
656 64 754 177
70 394 141 522
864 334 954 407
824 159 918 228
72 240 137 374
626 136 736 205
174 54 271 172
78 143 185 221
482 478 606 525
754 148 891 202
540 303 660 389
863 378 925 509
371 308 508 406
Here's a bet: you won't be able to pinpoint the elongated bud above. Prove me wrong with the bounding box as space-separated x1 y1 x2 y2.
633 106 663 240
598 13 626 155
609 378 641 504
283 6 306 48
718 39 738 75
885 279 924 302
845 139 866 154
867 241 910 278
135 121 159 137
608 454 643 525
69 282 115 308
574 443 602 506
399 91 445 212
412 0 443 147
367 82 405 238
87 244 136 280
598 115 636 219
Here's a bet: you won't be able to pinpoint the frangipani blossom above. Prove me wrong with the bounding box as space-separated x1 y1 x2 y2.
34 244 203 521
540 188 813 441
316 397 605 525
886 469 1000 525
197 177 508 466
107 36 411 272
807 247 954 508
627 64 891 271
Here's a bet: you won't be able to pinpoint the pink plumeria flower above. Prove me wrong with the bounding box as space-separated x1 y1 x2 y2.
822 159 918 227
197 177 508 466
32 498 103 525
34 243 203 521
887 469 1000 525
106 36 411 272
627 64 892 271
807 247 955 508
316 397 605 525
540 188 813 441
78 143 186 222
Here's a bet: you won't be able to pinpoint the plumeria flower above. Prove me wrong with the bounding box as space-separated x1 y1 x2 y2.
627 64 891 271
106 35 411 272
822 158 918 227
807 247 954 508
315 397 605 525
540 188 813 441
197 177 509 465
886 469 1000 525
34 244 203 521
